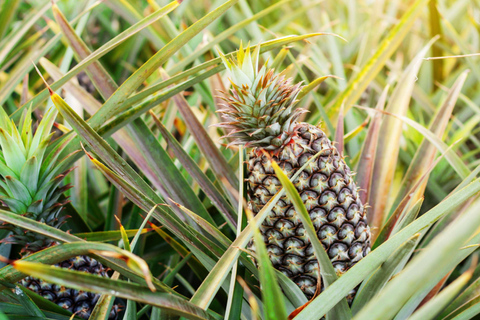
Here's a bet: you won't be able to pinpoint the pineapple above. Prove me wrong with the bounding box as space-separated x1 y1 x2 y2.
0 106 118 319
218 45 371 300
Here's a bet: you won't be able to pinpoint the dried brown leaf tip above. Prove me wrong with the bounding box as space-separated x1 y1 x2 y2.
31 61 53 95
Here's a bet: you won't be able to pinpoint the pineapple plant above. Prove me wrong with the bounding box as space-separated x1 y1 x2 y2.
0 106 118 319
1 1 480 320
217 45 371 300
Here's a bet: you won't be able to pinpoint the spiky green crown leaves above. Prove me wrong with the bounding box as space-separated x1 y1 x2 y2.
217 44 306 150
0 106 74 252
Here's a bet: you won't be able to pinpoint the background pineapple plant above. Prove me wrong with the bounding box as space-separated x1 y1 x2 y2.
0 0 479 320
0 105 118 319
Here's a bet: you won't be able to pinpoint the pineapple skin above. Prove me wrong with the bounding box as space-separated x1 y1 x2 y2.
247 123 371 299
20 256 119 319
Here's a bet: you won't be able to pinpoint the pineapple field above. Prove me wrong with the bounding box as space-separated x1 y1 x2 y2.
0 0 479 319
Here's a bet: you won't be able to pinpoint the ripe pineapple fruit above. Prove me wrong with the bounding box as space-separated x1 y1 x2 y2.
0 106 118 319
218 45 371 300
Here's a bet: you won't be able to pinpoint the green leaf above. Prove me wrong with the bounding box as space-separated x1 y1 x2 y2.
12 260 217 320
0 301 76 319
0 0 49 66
368 38 436 239
42 60 214 231
0 283 45 318
0 128 26 175
105 0 165 49
439 273 480 319
47 90 165 215
0 210 168 292
408 268 472 320
353 199 480 320
297 75 341 101
374 141 455 247
355 85 388 205
169 0 293 73
326 0 430 119
351 234 419 314
87 0 239 130
73 229 149 242
19 156 39 194
152 114 236 230
389 70 469 217
294 179 480 319
43 11 216 229
171 91 239 191
12 0 179 119
18 285 76 318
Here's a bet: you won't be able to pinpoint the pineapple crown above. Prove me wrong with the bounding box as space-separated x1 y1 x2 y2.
0 106 74 252
217 43 307 150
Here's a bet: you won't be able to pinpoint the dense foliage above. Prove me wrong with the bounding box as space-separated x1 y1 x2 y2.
0 0 479 319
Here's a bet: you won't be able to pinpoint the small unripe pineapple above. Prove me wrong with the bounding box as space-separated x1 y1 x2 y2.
218 45 371 300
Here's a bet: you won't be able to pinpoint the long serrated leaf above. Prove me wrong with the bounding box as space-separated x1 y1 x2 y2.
148 221 208 281
51 2 120 100
42 59 213 231
11 261 216 320
440 276 480 319
335 103 345 155
105 0 165 50
0 240 170 293
87 0 239 129
0 1 103 108
355 85 388 206
351 234 419 314
168 0 294 73
294 179 480 319
123 34 325 110
0 0 21 40
47 2 219 229
90 35 328 142
85 153 214 259
449 304 480 320
12 0 179 119
10 288 76 318
352 199 480 320
374 141 457 247
390 70 469 215
2 285 45 318
359 106 470 179
326 0 429 118
47 90 165 206
170 200 231 248
368 38 436 239
171 91 238 190
297 75 340 101
225 145 245 320
0 0 49 66
74 229 149 242
151 113 236 229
